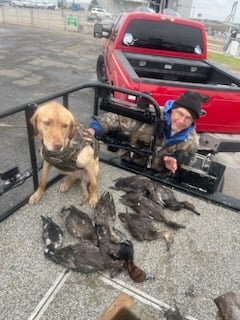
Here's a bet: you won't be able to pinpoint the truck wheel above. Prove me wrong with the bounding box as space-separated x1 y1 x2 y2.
96 54 107 82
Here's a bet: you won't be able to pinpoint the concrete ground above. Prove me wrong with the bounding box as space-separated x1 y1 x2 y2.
0 22 240 320
1 162 240 320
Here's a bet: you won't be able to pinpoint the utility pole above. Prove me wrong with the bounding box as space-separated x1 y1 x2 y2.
151 0 169 13
224 1 239 53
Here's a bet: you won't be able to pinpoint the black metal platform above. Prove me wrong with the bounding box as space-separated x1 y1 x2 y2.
99 151 240 212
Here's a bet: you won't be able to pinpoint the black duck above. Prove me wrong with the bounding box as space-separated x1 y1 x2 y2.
41 216 64 257
113 175 156 197
120 192 186 230
114 175 200 215
152 181 200 215
94 191 116 227
94 191 154 282
94 191 123 243
118 211 174 250
50 240 114 273
96 223 153 282
60 205 97 244
117 240 155 283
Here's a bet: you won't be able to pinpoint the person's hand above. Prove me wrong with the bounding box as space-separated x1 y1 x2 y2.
163 156 177 174
87 128 95 136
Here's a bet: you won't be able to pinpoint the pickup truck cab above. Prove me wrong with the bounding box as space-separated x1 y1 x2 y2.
94 11 240 151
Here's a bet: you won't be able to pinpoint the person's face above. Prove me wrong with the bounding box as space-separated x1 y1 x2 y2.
170 107 194 132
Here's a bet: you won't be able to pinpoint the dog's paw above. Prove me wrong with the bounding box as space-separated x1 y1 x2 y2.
28 192 42 205
88 196 98 208
59 182 71 193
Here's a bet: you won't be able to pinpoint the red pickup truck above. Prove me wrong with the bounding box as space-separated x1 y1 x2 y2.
94 11 240 152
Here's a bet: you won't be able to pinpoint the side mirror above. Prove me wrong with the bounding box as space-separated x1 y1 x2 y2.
94 23 104 38
93 23 111 39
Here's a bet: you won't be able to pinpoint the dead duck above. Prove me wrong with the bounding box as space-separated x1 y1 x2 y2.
120 192 186 230
117 240 155 283
94 191 116 228
93 191 154 282
41 216 64 257
114 175 200 215
95 223 127 259
60 205 97 244
95 223 151 282
113 175 155 195
151 181 200 215
93 192 133 275
118 210 174 250
49 240 114 273
94 191 124 243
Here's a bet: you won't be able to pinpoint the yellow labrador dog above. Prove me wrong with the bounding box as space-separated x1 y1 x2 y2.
28 101 99 208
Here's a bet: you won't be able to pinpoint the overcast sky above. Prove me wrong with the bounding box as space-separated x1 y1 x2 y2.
192 0 240 23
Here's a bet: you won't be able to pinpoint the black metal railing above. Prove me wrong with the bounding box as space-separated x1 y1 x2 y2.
1 81 240 220
0 82 161 221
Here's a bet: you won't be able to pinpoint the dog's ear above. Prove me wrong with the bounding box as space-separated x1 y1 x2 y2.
30 110 39 136
68 120 77 139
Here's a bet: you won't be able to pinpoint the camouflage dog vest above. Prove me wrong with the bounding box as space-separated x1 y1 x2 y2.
42 123 99 172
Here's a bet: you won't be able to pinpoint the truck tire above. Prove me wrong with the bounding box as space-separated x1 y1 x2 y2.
96 54 107 82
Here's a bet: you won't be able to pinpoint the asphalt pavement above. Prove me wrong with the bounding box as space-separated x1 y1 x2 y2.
0 24 240 320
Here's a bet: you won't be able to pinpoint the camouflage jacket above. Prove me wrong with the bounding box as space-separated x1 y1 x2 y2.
42 123 99 172
94 112 199 171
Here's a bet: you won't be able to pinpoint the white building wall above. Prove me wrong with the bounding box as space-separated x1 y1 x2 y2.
88 0 193 17
167 0 193 18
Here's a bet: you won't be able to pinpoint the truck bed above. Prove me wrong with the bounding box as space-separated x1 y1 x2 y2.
113 50 240 134
122 51 240 87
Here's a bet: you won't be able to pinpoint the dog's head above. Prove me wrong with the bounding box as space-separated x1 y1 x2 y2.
30 101 76 151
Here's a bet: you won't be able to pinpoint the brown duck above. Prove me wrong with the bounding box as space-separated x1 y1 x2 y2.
49 240 114 273
118 210 174 250
120 191 186 230
60 205 97 244
93 191 118 240
94 191 154 282
114 175 200 215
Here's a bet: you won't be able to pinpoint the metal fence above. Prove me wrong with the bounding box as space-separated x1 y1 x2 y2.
0 82 97 222
0 82 162 222
1 81 240 223
0 6 93 32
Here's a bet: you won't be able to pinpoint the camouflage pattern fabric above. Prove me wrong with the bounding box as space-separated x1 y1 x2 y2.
42 123 99 172
96 112 199 171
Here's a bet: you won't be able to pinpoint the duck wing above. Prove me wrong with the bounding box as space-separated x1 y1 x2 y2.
50 241 114 273
120 192 185 230
113 175 155 194
94 191 125 243
61 206 97 243
49 245 77 270
94 191 116 228
118 211 155 241
118 211 174 250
